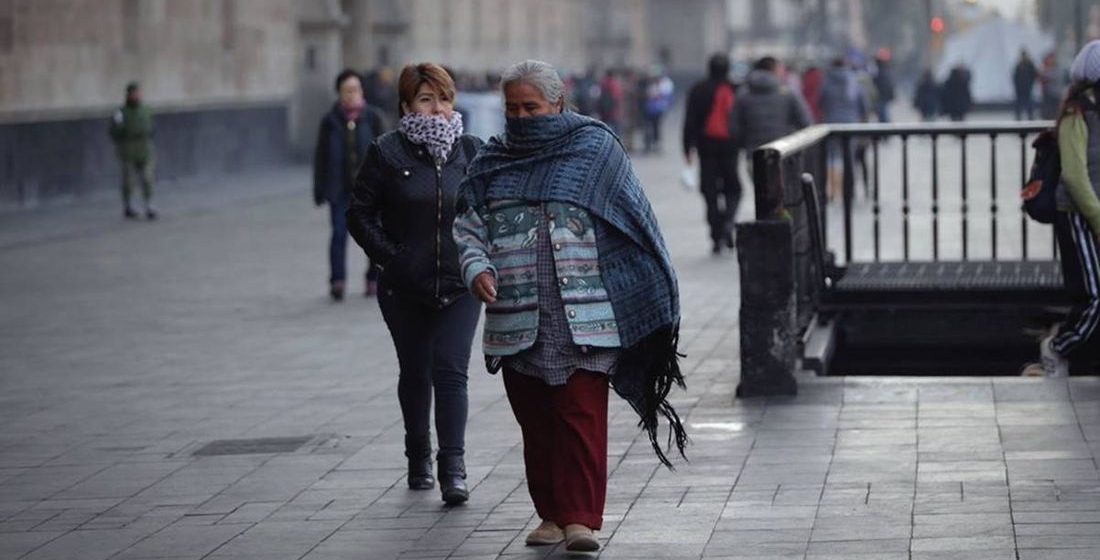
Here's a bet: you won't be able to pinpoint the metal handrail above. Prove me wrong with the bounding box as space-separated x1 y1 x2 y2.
826 121 1052 136
753 120 1058 337
753 120 1053 221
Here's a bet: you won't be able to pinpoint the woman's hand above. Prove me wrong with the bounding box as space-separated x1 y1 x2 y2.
472 271 497 303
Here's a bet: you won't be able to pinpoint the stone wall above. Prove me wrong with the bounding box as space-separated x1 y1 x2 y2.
0 0 296 119
0 0 728 209
0 104 288 208
0 0 298 209
340 0 590 76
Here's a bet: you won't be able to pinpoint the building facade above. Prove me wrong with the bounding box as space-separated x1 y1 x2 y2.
0 0 298 208
1 0 728 209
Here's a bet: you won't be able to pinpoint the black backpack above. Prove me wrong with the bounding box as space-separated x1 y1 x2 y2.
1022 129 1060 224
1024 96 1097 224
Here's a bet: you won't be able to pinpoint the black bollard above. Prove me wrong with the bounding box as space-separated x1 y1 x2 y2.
736 219 798 397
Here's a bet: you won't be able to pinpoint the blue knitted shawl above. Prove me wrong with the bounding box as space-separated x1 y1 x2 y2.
459 112 688 467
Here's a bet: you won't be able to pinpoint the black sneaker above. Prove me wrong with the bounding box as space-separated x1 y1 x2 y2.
145 208 158 221
711 241 722 255
124 208 139 220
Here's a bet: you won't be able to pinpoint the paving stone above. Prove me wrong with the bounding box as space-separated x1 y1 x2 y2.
810 516 911 541
0 530 65 559
113 524 245 559
21 528 148 560
1016 534 1100 549
911 552 1018 560
204 520 342 558
805 554 909 560
805 538 910 554
1015 522 1100 536
1018 550 1100 560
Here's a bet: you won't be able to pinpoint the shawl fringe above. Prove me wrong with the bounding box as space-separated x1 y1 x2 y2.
613 323 689 469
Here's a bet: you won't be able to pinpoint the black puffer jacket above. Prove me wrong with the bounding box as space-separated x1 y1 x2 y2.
347 130 483 309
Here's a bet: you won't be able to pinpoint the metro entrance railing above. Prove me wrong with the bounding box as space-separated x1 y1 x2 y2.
736 121 1068 396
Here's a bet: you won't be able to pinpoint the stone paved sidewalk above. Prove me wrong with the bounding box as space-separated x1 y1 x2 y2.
1 148 1098 560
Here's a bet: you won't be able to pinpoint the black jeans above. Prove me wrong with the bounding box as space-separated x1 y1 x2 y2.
329 196 378 284
378 285 481 460
699 145 741 243
643 114 663 151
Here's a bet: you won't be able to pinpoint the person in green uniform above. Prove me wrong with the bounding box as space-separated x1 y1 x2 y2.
109 82 157 220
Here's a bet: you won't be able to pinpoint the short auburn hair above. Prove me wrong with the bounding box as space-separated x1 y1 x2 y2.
397 63 457 116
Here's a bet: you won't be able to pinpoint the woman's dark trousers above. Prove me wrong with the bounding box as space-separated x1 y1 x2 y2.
330 196 379 284
698 143 741 244
378 286 481 464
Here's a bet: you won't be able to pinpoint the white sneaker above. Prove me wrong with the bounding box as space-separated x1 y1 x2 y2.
1040 334 1070 377
1019 363 1044 377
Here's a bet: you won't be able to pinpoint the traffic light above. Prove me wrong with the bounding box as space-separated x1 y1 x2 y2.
930 16 946 55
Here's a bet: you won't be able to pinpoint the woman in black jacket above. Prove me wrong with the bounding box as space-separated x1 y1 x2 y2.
313 69 384 300
346 63 482 505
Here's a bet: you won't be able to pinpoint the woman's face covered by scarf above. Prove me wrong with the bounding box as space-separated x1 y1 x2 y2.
504 81 563 119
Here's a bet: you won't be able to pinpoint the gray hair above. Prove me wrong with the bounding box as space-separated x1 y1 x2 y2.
500 59 566 105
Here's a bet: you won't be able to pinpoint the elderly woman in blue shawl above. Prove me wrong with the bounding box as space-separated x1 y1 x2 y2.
453 60 687 552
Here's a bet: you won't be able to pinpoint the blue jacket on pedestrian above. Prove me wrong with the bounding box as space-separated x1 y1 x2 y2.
819 67 868 124
313 103 384 206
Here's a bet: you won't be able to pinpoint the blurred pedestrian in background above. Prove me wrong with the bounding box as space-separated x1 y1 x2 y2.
941 66 973 122
1013 50 1039 121
801 66 825 123
598 69 625 135
365 67 399 129
914 69 940 122
313 69 384 301
347 63 483 505
818 57 869 201
621 68 643 152
571 68 601 117
1039 52 1066 120
873 48 896 123
731 56 813 194
683 53 740 254
454 59 686 552
852 53 879 196
1039 41 1100 376
642 66 674 153
109 82 157 220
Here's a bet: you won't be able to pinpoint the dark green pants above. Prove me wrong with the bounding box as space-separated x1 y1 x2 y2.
120 158 154 207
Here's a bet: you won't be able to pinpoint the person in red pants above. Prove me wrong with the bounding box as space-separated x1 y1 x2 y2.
503 370 609 535
454 60 687 552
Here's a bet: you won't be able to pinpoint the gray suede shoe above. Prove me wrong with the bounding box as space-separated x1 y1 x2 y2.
525 521 563 546
564 524 599 552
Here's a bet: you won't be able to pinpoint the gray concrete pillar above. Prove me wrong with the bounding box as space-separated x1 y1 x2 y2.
736 219 798 398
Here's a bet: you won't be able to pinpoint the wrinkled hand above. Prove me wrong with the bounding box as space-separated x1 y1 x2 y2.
471 271 497 303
